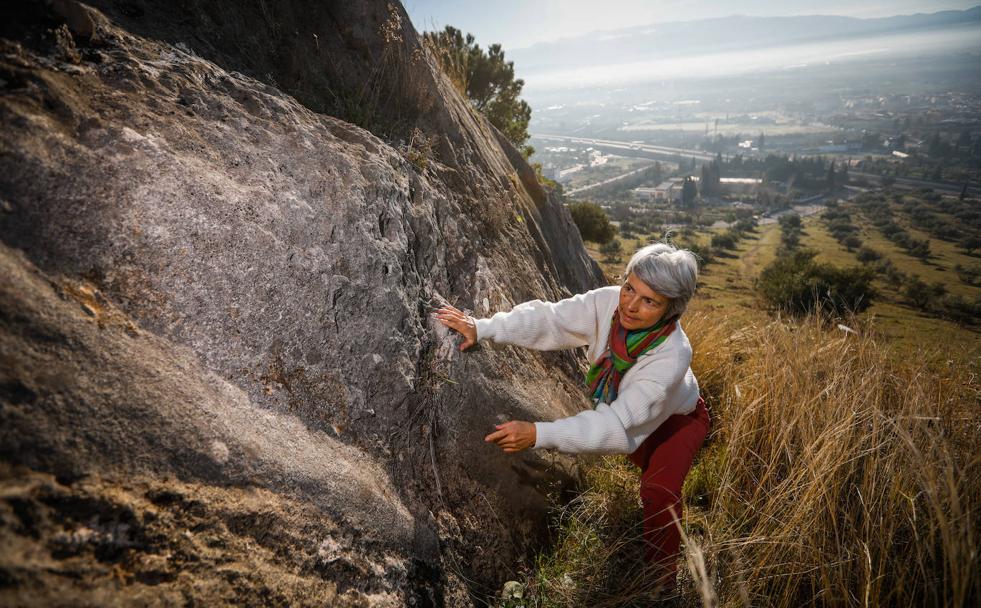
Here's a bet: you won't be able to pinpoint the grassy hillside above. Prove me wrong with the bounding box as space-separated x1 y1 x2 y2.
507 196 979 607
797 197 981 356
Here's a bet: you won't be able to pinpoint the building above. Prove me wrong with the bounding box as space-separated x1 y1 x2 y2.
633 177 699 202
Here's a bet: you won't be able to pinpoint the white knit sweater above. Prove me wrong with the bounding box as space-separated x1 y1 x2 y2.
474 285 701 454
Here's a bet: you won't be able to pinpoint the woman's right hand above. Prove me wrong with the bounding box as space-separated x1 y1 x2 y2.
434 304 478 351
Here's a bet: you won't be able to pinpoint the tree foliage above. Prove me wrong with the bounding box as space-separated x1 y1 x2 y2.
778 213 803 251
600 239 623 263
711 232 737 250
424 26 532 156
681 176 698 208
757 248 876 316
700 154 722 197
903 275 946 310
568 201 616 244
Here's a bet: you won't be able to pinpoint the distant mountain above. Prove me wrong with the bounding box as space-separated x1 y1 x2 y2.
509 6 981 74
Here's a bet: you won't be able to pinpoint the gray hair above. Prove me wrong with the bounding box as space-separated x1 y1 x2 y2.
624 242 699 319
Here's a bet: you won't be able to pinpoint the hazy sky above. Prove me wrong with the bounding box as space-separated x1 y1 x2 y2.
404 0 980 50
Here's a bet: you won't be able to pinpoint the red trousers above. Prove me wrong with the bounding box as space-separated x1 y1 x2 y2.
627 395 710 588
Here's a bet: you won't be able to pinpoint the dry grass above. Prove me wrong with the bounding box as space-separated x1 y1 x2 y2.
512 308 978 607
680 308 978 607
521 455 668 608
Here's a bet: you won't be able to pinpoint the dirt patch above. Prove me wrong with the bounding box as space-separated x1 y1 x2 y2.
0 464 414 607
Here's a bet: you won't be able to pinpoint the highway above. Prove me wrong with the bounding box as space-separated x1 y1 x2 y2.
534 133 978 197
533 133 718 162
564 163 658 196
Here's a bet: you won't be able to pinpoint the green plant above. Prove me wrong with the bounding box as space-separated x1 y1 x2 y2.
937 293 981 325
568 201 616 244
756 248 876 316
903 275 946 311
842 234 862 251
681 176 698 207
711 233 737 250
424 26 532 153
954 263 979 286
404 127 434 171
856 246 882 264
682 242 715 267
600 239 623 263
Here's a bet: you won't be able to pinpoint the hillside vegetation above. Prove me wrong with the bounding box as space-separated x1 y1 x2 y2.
517 192 978 606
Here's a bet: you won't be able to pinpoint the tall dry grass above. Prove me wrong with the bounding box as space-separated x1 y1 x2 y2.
514 309 978 607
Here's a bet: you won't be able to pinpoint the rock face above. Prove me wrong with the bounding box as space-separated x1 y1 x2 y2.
0 1 604 605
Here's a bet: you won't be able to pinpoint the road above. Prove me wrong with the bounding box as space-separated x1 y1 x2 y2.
535 133 978 197
565 163 658 196
533 133 719 163
756 188 866 225
848 171 980 197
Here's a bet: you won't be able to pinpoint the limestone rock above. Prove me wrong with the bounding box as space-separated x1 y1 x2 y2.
0 1 603 603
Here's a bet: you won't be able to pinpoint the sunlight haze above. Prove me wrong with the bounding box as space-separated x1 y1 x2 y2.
404 0 981 50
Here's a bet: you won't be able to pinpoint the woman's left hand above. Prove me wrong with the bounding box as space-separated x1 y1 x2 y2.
485 421 536 453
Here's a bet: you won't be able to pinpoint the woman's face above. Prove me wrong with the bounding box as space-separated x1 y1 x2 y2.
619 272 670 330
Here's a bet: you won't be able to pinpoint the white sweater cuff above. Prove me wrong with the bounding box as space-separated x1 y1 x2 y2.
475 318 495 342
533 421 556 450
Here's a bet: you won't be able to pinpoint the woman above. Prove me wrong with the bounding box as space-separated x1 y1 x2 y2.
434 242 709 593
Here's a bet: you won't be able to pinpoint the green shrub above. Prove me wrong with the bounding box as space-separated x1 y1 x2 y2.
842 234 862 251
600 239 623 263
938 293 981 325
711 232 737 250
856 246 881 263
778 213 802 231
957 233 980 255
732 218 758 234
954 263 980 286
902 275 946 310
757 248 876 316
568 201 616 244
780 230 800 250
907 237 931 260
683 242 715 267
873 258 907 285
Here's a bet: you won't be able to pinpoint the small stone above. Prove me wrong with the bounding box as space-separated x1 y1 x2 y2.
209 440 229 464
501 580 524 599
316 536 343 564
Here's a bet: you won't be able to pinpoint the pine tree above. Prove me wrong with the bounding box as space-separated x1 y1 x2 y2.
425 26 532 156
700 163 712 196
681 176 698 208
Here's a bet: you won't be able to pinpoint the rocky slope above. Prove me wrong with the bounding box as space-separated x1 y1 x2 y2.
0 1 604 605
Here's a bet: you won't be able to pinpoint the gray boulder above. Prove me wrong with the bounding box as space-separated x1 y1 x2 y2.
0 1 605 604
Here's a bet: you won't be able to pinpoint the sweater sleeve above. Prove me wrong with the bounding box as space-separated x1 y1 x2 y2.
473 287 610 351
532 378 672 454
532 340 691 454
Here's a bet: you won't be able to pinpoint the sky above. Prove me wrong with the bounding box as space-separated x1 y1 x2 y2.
403 0 981 50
